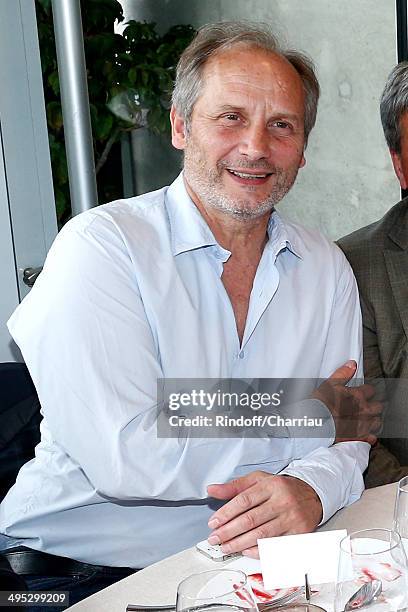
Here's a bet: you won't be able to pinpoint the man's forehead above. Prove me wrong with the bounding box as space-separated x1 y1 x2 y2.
190 46 305 118
200 45 303 94
204 45 295 75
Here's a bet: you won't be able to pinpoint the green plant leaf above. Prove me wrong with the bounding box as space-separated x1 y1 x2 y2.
36 0 52 14
93 113 114 140
47 71 60 96
46 101 63 130
54 187 68 221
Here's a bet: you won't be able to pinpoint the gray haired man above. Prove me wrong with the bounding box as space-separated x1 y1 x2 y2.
339 62 408 487
0 21 378 607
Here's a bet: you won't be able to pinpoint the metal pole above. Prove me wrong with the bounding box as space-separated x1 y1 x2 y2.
396 0 408 200
51 0 98 215
396 0 408 62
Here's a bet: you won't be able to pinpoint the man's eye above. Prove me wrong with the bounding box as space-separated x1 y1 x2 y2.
224 114 240 121
272 120 291 130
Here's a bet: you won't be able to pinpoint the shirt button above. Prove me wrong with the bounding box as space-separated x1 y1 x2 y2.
239 351 245 359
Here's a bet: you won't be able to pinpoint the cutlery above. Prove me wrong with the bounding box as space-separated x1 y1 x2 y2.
343 579 382 611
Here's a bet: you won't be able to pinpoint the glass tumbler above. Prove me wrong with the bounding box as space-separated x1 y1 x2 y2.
394 475 408 556
334 528 408 612
176 569 258 612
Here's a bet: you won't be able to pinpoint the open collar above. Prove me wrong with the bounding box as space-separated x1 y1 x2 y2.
165 172 303 261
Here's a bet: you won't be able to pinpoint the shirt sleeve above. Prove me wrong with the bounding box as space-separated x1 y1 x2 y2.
7 213 331 502
279 441 370 522
280 247 370 521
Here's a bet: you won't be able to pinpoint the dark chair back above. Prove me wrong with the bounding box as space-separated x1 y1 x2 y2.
0 362 41 501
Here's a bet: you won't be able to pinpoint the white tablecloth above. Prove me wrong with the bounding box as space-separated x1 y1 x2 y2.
66 483 397 611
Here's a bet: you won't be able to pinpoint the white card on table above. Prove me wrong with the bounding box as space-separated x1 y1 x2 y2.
258 529 347 589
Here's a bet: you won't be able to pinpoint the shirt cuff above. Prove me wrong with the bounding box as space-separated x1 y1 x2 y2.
278 441 370 525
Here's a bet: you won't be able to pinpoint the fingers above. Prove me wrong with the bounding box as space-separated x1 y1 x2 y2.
242 546 259 559
214 517 284 554
207 472 265 503
326 360 357 385
207 476 322 555
338 395 382 422
315 368 383 443
364 400 382 416
332 385 377 415
335 397 383 442
208 493 280 546
349 383 375 401
208 477 271 530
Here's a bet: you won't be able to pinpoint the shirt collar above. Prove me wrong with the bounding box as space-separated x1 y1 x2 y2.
266 211 303 260
166 173 220 256
165 172 303 260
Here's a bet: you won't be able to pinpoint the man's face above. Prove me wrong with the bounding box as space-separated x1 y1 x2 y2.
391 112 408 189
171 45 307 220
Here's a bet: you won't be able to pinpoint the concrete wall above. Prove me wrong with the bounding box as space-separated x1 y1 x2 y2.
120 0 399 240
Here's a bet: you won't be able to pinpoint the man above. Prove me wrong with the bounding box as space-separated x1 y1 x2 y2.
0 22 377 605
339 62 408 487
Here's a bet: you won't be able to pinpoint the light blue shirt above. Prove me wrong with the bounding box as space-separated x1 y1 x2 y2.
0 173 369 567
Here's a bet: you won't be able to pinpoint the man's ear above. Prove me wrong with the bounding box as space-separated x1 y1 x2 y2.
170 106 187 150
299 153 306 169
390 149 408 189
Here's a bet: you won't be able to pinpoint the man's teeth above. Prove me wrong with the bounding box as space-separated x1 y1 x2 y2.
228 170 269 179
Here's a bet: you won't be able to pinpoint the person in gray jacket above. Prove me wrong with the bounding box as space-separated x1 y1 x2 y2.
339 61 408 487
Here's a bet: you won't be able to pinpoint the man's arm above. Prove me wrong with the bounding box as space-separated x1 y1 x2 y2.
206 440 368 557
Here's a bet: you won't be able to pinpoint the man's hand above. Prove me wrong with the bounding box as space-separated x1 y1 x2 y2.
313 360 382 445
206 472 322 558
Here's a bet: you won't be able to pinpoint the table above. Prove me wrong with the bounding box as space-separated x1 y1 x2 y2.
66 482 397 611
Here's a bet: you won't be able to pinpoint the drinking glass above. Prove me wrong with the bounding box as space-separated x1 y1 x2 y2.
394 475 408 555
334 528 408 611
176 569 257 612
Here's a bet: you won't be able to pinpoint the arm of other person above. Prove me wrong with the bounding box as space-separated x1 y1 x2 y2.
7 212 334 503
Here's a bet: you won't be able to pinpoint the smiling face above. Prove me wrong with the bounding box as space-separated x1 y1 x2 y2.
170 45 307 220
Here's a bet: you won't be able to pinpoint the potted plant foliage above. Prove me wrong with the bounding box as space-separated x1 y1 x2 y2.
36 0 195 224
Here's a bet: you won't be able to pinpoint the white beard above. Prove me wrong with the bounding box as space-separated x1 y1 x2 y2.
183 135 300 220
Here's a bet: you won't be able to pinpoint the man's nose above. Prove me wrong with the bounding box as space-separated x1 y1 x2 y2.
238 124 270 159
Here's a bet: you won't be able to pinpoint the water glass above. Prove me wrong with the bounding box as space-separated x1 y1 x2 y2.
334 528 408 611
394 475 408 555
176 569 257 612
